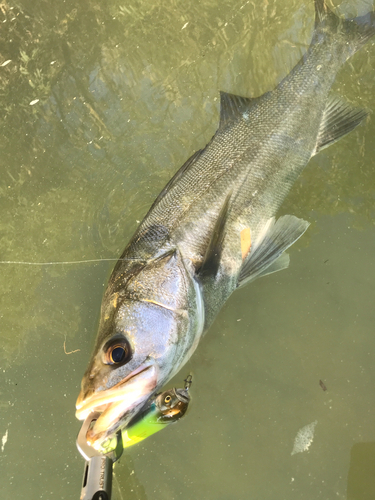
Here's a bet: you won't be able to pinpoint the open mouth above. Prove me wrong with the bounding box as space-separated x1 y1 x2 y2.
76 364 158 447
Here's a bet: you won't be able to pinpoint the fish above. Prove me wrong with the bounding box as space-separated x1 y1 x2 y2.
76 0 375 448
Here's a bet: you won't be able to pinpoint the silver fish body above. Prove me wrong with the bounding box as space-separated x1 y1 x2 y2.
76 0 375 447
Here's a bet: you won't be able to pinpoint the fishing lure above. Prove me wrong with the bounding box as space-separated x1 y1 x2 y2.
99 375 192 454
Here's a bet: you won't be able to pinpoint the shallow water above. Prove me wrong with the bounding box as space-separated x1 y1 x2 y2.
0 0 375 498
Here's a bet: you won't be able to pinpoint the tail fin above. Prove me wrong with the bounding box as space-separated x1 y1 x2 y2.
313 0 375 61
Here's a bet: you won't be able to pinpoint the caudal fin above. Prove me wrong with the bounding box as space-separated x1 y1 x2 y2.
314 0 375 61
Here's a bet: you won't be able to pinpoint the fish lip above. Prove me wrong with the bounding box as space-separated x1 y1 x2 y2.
75 362 157 421
84 362 158 449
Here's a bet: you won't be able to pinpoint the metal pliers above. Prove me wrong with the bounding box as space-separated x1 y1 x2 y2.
76 412 123 500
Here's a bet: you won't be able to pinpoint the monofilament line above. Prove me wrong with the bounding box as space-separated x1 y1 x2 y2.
0 258 137 266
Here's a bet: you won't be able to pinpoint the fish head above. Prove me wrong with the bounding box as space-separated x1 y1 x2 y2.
75 327 158 439
76 277 202 449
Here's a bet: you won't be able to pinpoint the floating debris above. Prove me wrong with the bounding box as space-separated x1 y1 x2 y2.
29 99 39 105
291 420 317 455
1 429 8 452
1 59 11 67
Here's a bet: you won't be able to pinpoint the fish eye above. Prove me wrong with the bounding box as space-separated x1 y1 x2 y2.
103 338 131 365
110 345 127 363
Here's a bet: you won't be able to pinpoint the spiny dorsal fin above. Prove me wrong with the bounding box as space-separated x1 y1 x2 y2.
148 149 203 212
198 193 231 278
238 215 309 287
219 92 253 128
314 95 368 154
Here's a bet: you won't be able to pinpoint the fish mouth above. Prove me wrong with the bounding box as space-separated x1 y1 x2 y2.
75 363 158 447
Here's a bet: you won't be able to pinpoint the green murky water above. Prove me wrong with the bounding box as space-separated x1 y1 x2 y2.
1 0 375 498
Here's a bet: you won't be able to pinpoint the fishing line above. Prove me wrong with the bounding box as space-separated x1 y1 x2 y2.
0 258 137 266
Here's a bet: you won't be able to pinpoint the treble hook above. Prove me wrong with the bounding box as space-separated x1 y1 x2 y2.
184 374 193 391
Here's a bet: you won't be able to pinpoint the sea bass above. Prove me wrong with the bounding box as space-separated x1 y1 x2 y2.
76 0 374 448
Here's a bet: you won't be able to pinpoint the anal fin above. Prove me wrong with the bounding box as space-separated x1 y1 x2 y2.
238 215 309 287
314 95 368 154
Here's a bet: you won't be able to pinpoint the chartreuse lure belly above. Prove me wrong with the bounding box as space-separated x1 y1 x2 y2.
99 376 192 454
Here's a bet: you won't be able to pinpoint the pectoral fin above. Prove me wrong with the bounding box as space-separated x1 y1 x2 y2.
238 215 309 287
198 193 231 278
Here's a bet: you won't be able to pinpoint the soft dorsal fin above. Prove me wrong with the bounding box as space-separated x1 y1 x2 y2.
219 92 253 128
198 193 231 278
314 95 368 154
238 215 309 287
148 149 203 212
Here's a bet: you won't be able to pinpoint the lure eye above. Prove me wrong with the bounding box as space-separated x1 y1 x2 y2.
103 338 131 365
164 394 172 405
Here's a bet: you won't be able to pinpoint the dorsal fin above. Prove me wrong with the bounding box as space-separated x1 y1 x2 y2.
219 92 253 128
148 149 203 213
198 193 231 278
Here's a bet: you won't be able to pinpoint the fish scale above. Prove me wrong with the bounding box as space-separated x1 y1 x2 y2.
76 0 375 448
